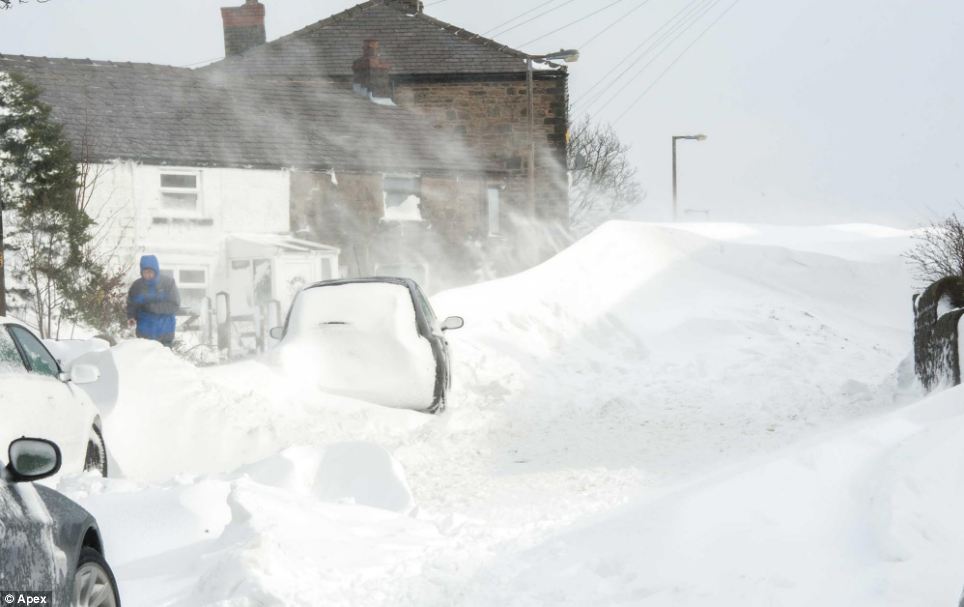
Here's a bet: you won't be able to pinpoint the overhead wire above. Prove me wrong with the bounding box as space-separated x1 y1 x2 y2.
480 0 565 36
577 0 721 114
488 0 581 39
612 0 743 124
577 0 656 50
518 0 633 48
572 0 714 108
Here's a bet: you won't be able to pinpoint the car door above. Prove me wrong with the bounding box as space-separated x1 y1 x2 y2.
4 325 88 470
0 324 53 460
0 476 64 599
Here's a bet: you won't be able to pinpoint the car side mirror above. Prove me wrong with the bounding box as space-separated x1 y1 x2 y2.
440 316 464 331
69 364 100 385
269 327 284 340
7 438 62 482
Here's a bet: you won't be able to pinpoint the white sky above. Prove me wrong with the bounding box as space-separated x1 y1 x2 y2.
1 0 961 226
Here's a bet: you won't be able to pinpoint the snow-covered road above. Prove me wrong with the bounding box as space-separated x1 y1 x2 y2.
54 221 959 606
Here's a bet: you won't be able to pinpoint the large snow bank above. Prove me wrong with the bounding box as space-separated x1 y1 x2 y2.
432 221 917 480
57 222 925 606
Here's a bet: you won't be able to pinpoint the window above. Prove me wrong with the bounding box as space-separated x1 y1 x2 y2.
162 267 208 314
160 173 200 213
0 327 26 374
7 325 60 378
383 175 422 221
486 187 502 236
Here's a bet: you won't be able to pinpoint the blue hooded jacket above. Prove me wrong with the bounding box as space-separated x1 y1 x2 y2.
127 255 181 342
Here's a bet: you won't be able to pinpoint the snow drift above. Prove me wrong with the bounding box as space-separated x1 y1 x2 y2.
54 221 929 606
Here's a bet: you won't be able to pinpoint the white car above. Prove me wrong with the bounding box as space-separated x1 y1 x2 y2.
269 278 463 413
0 317 108 476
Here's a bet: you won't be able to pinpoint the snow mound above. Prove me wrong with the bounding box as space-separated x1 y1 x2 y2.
241 443 415 514
432 221 916 479
63 221 926 606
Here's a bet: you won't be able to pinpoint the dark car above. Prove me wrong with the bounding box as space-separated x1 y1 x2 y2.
0 437 120 607
270 277 463 413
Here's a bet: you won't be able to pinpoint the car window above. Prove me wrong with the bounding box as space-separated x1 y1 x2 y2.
0 327 27 374
7 326 60 378
412 285 437 326
290 283 418 336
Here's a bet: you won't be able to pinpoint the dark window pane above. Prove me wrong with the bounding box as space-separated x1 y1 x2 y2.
8 326 59 378
161 174 197 189
383 176 419 194
0 327 26 373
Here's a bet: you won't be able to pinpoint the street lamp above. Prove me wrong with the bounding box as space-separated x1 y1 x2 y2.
671 134 706 222
527 49 579 215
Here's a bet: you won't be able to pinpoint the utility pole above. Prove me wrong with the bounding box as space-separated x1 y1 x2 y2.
671 134 707 221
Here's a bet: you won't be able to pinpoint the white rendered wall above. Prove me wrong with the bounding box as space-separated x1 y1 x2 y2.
83 161 291 297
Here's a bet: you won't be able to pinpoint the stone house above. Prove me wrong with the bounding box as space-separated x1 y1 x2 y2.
208 0 572 283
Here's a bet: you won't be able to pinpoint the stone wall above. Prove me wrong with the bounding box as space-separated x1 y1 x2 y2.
393 72 570 230
290 169 499 291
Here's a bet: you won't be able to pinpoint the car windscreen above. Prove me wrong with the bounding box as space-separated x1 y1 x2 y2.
288 283 418 337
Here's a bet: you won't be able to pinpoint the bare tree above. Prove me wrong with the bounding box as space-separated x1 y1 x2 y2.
905 213 964 285
567 116 645 235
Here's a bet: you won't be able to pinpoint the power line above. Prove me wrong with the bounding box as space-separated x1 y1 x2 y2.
489 0 581 39
519 0 632 48
578 0 655 50
179 55 225 68
481 0 563 36
573 0 713 108
612 0 743 124
578 0 720 113
590 0 722 115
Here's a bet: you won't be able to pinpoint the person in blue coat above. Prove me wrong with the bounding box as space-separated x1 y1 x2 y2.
126 255 181 347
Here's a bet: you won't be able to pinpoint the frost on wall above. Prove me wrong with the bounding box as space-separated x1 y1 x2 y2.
914 276 964 391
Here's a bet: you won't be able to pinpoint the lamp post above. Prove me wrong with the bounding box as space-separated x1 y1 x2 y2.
527 49 579 215
671 134 706 222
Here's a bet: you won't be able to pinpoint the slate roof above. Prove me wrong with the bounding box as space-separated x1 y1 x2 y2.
206 0 539 80
0 54 487 173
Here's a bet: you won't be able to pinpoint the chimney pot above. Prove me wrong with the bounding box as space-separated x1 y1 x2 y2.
221 0 266 57
391 0 424 14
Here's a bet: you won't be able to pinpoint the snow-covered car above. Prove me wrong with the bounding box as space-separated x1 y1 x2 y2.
0 437 121 606
0 317 108 476
270 277 464 413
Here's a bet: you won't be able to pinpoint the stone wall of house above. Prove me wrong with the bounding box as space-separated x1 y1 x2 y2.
393 73 570 231
291 169 504 291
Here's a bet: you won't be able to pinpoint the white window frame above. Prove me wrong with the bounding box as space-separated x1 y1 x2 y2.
159 170 202 216
382 173 423 222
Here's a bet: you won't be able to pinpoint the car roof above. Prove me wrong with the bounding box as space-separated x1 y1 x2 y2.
303 276 419 291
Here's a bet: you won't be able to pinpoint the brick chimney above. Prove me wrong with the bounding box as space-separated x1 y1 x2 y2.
352 40 393 99
391 0 424 14
221 0 266 57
